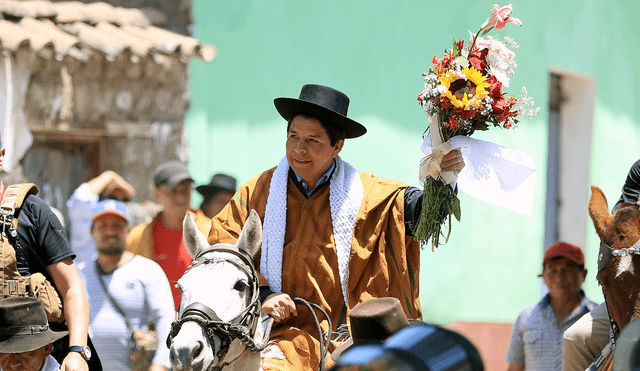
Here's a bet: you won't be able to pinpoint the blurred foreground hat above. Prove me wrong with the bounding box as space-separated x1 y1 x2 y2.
0 297 68 353
196 173 237 197
334 323 484 371
543 241 584 266
153 161 193 189
91 199 130 223
331 297 418 361
274 84 367 138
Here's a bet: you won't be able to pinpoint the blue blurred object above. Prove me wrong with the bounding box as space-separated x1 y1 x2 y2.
330 322 484 371
613 318 640 371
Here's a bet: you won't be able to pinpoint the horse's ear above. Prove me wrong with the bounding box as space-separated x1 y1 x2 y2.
236 209 262 258
183 212 210 259
589 185 612 239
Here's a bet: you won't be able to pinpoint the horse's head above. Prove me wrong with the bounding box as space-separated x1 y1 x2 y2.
169 210 263 371
589 186 640 335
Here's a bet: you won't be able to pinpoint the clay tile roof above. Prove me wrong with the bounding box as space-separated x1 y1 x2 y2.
0 0 216 63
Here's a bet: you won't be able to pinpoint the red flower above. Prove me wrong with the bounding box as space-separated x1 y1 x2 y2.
440 96 452 109
486 76 506 118
431 56 439 65
417 94 423 102
456 39 465 54
448 117 459 130
468 47 488 73
460 109 476 120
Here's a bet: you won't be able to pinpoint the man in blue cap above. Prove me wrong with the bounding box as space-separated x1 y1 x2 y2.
81 199 174 371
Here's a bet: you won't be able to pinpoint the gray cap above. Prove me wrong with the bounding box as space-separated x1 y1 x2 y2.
153 161 193 189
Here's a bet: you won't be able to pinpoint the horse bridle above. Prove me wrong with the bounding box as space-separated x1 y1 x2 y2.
597 237 640 350
166 246 270 370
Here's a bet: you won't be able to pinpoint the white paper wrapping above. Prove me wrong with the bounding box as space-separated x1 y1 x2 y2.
420 134 536 216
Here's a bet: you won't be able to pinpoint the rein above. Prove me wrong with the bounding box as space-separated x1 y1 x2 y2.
292 297 332 371
166 247 273 370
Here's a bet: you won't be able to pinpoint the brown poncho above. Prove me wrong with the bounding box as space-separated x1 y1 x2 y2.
208 168 421 370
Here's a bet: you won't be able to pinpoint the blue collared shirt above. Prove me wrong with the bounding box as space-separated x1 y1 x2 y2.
505 292 597 371
293 159 336 198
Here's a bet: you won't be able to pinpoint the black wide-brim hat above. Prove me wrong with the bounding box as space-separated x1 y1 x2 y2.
274 84 367 139
0 297 68 353
196 173 237 197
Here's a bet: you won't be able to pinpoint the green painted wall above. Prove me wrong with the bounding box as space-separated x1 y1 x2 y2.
186 0 640 324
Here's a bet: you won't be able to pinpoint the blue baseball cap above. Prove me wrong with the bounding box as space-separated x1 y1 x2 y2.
91 200 130 223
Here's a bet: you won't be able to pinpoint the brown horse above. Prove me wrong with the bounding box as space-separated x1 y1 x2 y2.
588 185 640 369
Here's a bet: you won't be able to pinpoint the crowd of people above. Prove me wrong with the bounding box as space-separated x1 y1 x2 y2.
0 83 635 370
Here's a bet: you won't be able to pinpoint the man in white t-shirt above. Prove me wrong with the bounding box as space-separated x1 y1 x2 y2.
81 199 175 371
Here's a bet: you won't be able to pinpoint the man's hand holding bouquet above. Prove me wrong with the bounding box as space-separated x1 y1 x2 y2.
415 4 539 249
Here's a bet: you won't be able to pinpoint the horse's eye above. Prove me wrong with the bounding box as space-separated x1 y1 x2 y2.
233 281 247 291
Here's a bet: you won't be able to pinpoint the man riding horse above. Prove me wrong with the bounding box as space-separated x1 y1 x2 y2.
207 84 465 369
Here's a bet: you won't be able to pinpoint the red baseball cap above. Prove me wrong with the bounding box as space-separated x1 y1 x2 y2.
543 241 584 266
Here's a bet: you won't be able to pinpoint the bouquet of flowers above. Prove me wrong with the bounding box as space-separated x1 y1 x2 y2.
415 4 539 249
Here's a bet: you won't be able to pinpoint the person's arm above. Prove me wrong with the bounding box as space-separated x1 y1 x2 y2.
504 312 526 371
48 257 90 371
147 259 176 370
613 160 640 212
87 170 135 200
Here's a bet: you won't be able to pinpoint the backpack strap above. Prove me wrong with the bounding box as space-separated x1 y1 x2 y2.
1 183 39 211
0 183 39 298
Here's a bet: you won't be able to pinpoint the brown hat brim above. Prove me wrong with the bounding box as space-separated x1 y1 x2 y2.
0 328 68 353
331 318 423 361
274 98 367 139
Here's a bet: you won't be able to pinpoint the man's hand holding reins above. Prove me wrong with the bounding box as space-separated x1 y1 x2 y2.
262 293 298 322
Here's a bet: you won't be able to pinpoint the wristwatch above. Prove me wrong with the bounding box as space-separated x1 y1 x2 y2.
69 345 92 362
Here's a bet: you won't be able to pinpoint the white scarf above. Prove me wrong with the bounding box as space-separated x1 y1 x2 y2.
261 155 364 305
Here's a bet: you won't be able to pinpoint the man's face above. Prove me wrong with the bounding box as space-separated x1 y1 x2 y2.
91 215 128 256
286 115 343 189
203 190 234 218
542 257 586 300
0 344 50 371
154 179 193 219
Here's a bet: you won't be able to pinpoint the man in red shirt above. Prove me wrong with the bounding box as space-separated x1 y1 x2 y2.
126 161 211 309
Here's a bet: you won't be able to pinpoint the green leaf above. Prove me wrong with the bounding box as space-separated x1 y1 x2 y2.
452 196 461 221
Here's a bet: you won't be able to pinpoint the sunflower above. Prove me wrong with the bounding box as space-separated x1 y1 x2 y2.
439 67 491 110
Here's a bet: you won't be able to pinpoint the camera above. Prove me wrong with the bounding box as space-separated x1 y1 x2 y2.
330 322 484 371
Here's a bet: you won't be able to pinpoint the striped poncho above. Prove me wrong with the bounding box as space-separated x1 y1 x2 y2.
208 166 422 370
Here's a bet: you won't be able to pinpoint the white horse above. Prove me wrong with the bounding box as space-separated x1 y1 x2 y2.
168 210 268 371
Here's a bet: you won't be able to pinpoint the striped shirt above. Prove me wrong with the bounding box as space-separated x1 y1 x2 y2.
81 255 175 370
505 293 597 371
